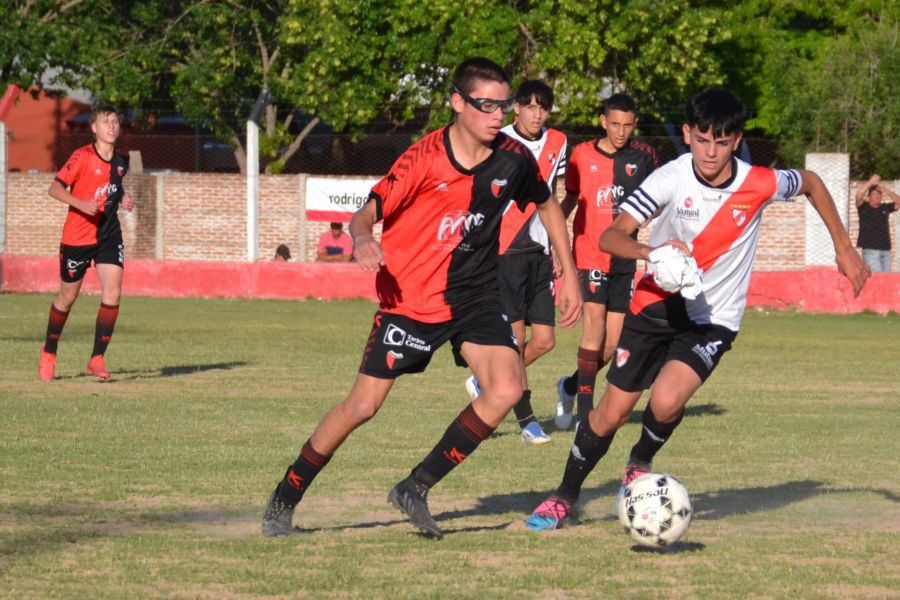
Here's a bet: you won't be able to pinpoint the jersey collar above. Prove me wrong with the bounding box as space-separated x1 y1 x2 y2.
691 157 739 189
443 127 501 175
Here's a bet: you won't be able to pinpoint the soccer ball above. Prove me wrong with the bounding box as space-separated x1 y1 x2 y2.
616 473 692 548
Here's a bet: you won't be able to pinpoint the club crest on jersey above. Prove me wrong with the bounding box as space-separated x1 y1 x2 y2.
491 178 508 197
625 163 638 176
117 166 125 176
732 208 748 227
615 348 630 368
386 350 403 369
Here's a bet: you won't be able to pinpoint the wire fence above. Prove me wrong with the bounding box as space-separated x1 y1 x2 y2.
39 130 782 176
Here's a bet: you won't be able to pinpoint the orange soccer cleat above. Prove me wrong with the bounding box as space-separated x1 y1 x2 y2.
38 346 57 381
86 354 111 380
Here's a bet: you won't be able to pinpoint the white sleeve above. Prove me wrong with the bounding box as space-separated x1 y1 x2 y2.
621 160 678 224
773 168 802 201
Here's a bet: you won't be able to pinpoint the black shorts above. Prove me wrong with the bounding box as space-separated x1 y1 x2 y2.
606 312 737 392
359 304 518 379
579 269 634 313
497 252 556 326
59 236 125 283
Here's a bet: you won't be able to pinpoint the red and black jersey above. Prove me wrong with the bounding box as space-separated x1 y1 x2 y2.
54 143 129 246
567 138 656 273
368 127 550 323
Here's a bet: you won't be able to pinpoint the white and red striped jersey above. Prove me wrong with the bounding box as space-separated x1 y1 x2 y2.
622 153 802 331
498 124 567 254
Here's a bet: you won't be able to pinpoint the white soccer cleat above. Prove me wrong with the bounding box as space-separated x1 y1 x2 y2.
521 422 552 444
554 376 575 430
465 375 481 401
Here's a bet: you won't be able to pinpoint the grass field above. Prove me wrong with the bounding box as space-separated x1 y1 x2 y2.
1 292 898 598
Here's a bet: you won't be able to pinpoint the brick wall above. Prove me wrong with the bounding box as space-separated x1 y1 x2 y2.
4 171 895 269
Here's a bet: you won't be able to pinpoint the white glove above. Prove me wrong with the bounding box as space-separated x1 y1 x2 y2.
648 244 703 299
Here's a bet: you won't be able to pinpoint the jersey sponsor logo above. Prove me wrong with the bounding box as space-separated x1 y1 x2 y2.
386 350 403 369
436 182 449 193
691 340 723 369
626 163 638 176
596 184 624 209
437 210 485 243
589 164 599 172
93 183 119 203
615 347 630 368
676 196 701 221
491 178 508 197
95 168 102 175
732 208 748 227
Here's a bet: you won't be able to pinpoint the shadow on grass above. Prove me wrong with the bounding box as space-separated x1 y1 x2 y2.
54 361 250 381
4 479 895 552
507 403 727 438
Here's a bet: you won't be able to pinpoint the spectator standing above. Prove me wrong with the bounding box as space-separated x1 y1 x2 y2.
856 174 899 272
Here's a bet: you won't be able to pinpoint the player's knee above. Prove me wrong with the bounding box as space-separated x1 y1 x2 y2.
531 336 555 357
487 378 523 410
342 397 382 424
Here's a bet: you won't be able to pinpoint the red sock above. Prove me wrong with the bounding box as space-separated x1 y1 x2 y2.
92 303 119 356
43 304 70 354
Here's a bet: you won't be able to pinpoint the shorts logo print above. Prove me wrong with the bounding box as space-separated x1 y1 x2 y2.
384 323 407 346
386 350 403 369
691 340 722 369
615 347 630 368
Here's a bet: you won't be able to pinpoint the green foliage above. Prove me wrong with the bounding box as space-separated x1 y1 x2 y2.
723 1 899 177
2 1 897 176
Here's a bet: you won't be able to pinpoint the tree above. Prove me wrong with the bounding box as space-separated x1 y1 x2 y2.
722 1 900 178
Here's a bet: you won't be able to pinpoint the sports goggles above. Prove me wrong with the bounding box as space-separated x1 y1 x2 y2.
452 86 515 114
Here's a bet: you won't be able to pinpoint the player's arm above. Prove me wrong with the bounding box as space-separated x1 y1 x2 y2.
536 199 582 327
599 212 692 260
48 179 97 216
798 169 869 296
350 200 383 272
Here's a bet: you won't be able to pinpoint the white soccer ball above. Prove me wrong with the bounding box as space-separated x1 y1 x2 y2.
616 472 693 548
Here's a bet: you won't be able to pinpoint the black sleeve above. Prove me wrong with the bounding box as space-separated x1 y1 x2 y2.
514 154 551 211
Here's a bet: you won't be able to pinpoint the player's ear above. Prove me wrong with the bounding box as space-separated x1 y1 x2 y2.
732 132 744 152
682 124 692 145
450 91 465 116
599 113 607 130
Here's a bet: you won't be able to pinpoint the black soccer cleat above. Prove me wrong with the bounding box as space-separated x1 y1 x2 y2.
387 476 444 539
261 487 297 537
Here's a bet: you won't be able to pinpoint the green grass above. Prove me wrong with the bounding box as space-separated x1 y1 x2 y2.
1 293 898 598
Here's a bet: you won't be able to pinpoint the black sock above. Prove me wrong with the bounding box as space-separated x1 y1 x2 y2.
563 369 578 396
575 347 602 424
556 420 615 503
276 440 332 506
412 403 494 488
628 405 684 466
43 303 69 354
512 389 537 428
91 303 119 356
